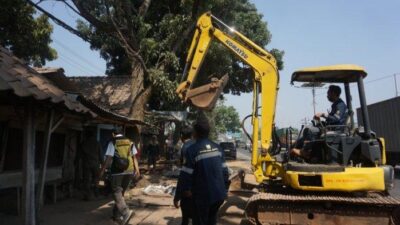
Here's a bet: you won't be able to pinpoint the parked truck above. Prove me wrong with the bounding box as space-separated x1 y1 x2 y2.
357 96 400 166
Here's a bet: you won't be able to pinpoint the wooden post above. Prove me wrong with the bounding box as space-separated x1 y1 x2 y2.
22 101 36 225
36 109 54 209
51 115 64 133
0 122 9 172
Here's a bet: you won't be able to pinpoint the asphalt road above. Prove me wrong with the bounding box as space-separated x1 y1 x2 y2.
235 147 400 197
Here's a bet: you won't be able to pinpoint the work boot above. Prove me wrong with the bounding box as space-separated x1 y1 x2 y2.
117 210 133 225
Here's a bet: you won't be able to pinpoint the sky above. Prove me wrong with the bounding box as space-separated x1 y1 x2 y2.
40 0 400 129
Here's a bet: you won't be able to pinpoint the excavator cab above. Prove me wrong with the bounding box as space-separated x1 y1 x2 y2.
289 65 368 165
291 64 367 133
286 65 394 192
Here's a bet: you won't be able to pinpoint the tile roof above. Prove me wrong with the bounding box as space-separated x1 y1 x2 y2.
33 67 145 125
68 76 134 117
0 47 144 126
0 46 94 116
33 67 80 93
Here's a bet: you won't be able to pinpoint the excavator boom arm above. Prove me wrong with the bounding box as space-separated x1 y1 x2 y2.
176 12 281 183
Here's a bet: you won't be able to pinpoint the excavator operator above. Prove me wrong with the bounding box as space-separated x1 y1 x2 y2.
314 85 347 125
291 85 347 159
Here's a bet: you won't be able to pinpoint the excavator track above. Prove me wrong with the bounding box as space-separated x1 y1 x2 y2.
245 192 400 225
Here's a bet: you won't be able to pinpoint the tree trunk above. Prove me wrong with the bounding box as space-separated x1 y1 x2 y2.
129 63 151 123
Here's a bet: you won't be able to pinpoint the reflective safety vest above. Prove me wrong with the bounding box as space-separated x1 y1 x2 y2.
115 138 134 172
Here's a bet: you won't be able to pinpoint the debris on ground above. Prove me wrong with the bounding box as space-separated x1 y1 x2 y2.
162 165 181 178
142 184 176 196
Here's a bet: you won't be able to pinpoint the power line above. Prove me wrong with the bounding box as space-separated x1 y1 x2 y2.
53 39 105 75
314 73 398 97
56 55 93 75
57 52 103 75
364 74 393 84
58 54 99 75
59 54 104 75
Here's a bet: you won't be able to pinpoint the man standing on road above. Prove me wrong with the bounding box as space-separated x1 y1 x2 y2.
146 135 160 173
176 116 230 225
174 126 195 225
98 129 140 225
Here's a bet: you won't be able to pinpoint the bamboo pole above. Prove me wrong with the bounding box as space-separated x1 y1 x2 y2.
36 109 54 209
22 101 36 225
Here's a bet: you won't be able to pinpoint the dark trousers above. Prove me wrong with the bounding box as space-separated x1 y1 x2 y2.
180 197 194 225
147 155 157 169
193 200 224 225
295 126 319 148
166 147 174 160
111 174 133 219
82 164 98 200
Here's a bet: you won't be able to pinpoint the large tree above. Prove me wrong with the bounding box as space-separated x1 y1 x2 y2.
0 0 56 66
214 102 241 134
203 100 241 140
30 0 283 121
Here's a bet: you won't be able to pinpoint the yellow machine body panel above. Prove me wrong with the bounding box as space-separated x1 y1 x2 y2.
291 64 367 83
285 167 385 191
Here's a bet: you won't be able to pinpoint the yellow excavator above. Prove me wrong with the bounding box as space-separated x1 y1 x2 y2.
176 12 400 225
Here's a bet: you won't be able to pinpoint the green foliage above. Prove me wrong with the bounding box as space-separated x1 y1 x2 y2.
270 48 285 71
75 0 284 110
214 102 241 134
0 0 56 66
147 68 181 110
205 100 241 138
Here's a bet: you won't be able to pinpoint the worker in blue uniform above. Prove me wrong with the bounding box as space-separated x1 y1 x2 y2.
174 126 195 225
175 116 230 225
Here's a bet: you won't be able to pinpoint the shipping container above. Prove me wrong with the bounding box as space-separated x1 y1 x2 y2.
357 96 400 166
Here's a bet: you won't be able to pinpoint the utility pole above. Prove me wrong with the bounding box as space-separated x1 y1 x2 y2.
395 73 399 97
301 117 309 126
312 86 317 115
300 82 323 115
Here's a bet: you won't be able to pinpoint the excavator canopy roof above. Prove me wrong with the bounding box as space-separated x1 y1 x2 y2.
291 64 367 84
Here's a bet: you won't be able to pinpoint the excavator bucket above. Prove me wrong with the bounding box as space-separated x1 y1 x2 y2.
185 74 229 110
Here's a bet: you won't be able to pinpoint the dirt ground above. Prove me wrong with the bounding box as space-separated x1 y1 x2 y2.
0 159 253 225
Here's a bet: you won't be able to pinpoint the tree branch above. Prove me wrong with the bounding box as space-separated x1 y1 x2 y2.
56 0 81 16
138 0 151 16
105 1 147 72
191 0 201 20
117 0 139 50
171 21 196 54
70 0 112 31
27 0 92 43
